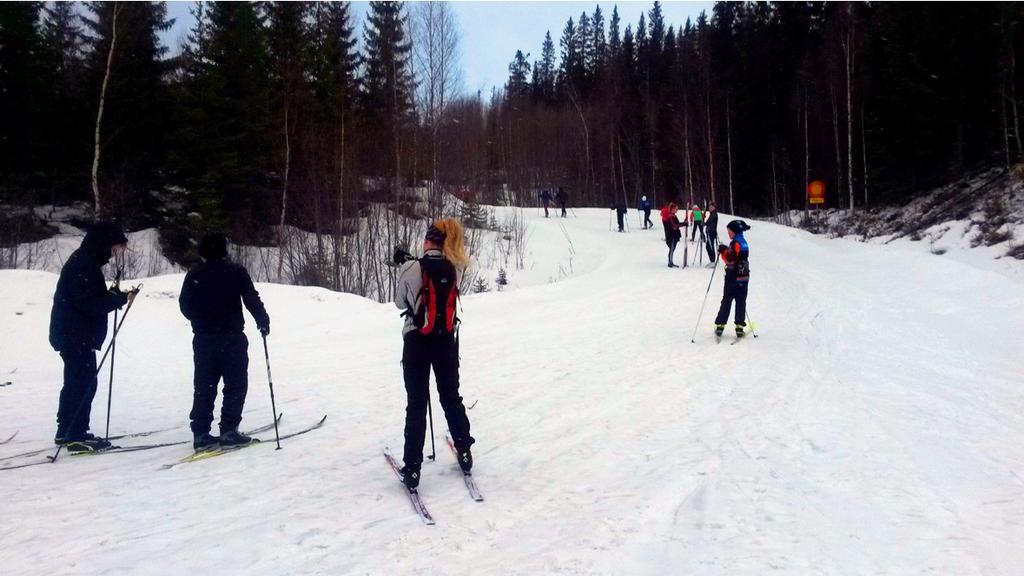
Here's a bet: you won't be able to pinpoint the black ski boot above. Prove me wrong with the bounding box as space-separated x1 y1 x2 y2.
219 429 253 447
457 449 473 473
65 433 112 453
714 324 725 338
400 464 421 489
735 324 746 339
193 433 220 452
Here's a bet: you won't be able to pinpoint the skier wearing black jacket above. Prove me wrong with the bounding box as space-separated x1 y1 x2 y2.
393 219 475 489
704 202 719 264
179 233 270 451
714 220 752 339
556 187 569 217
49 221 134 451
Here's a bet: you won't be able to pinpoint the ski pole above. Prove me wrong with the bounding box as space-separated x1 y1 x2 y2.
102 265 124 441
690 255 720 343
94 285 141 377
745 309 759 338
261 333 282 450
426 388 436 461
104 306 117 441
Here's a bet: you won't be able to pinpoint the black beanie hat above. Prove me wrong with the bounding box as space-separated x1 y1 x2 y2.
198 233 229 260
425 225 447 244
726 220 751 234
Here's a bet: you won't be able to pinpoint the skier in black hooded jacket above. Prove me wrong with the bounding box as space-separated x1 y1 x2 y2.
49 221 134 452
179 233 270 451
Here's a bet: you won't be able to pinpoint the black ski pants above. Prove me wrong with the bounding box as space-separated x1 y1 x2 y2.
402 331 473 467
643 210 653 229
56 347 98 439
714 277 748 326
190 332 249 435
691 221 705 242
617 213 625 232
705 229 719 262
560 203 567 217
667 238 679 266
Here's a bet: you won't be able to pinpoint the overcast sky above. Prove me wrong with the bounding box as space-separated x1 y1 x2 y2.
162 1 714 94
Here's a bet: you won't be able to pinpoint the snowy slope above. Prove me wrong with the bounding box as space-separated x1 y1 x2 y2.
1 208 1022 576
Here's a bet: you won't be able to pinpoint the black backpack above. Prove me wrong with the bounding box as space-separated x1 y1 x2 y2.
413 256 459 336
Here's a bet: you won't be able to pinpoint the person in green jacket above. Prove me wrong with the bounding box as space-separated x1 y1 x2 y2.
690 203 705 242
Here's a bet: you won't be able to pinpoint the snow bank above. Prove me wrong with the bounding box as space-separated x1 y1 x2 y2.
1 208 1022 575
785 167 1024 281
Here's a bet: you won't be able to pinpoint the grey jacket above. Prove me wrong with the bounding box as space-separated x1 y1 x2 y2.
394 249 453 335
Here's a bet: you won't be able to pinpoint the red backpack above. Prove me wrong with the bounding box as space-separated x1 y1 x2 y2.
413 256 459 336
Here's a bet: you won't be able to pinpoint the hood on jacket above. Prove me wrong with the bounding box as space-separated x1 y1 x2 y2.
81 221 128 265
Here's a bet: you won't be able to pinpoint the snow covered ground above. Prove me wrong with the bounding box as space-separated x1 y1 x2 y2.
1 208 1022 575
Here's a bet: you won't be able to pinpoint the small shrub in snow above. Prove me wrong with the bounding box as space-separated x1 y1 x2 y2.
1007 244 1024 260
472 277 490 293
495 268 508 291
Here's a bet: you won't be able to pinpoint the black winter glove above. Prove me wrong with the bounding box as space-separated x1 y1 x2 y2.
259 325 270 337
108 286 130 307
392 248 414 265
717 244 729 254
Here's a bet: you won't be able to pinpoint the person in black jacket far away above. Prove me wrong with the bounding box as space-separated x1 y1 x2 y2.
49 221 136 452
704 201 720 265
179 233 270 452
556 187 569 217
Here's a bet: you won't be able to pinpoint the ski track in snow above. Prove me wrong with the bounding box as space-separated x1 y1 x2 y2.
0 209 1022 575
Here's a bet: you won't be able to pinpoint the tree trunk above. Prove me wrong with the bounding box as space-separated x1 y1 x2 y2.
277 104 291 281
91 2 120 218
1002 83 1011 168
843 22 855 212
706 74 715 205
831 83 841 209
860 102 868 207
337 111 346 292
726 93 734 216
1012 52 1022 158
804 90 810 217
683 97 694 204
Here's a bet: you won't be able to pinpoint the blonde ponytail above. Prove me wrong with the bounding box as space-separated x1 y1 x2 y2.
432 218 470 270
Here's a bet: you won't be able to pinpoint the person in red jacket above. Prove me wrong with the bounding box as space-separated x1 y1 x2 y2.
661 203 683 267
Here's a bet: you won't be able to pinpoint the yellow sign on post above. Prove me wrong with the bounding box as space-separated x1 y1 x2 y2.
807 180 826 205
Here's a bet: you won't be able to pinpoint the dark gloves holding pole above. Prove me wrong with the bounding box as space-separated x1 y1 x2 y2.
110 284 141 308
393 248 415 266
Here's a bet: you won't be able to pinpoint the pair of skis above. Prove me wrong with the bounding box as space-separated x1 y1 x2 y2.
0 416 285 471
384 435 483 526
160 415 327 470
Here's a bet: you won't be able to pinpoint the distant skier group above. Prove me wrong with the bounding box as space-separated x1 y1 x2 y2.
656 199 751 339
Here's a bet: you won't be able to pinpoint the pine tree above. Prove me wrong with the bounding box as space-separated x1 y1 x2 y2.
577 12 592 86
507 50 532 99
362 0 413 183
558 17 579 96
266 1 312 233
0 2 46 194
41 2 88 197
590 5 607 80
81 1 173 220
175 1 273 237
608 6 621 60
536 31 556 103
